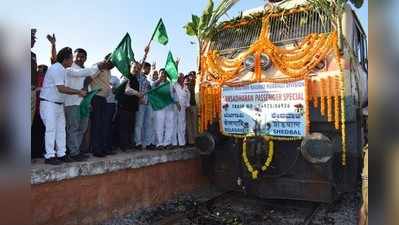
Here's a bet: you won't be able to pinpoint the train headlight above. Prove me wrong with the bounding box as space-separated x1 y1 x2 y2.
195 132 216 155
260 54 272 71
245 54 272 72
244 55 255 71
300 133 334 164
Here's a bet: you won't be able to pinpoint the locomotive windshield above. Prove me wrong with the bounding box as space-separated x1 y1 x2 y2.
210 9 333 54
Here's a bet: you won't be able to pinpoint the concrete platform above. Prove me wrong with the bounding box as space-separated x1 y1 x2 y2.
31 148 200 184
31 147 208 225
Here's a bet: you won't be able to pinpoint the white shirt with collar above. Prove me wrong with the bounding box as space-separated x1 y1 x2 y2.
40 62 67 103
64 63 99 106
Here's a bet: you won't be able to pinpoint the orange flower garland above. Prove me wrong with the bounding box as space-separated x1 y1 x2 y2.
319 78 326 116
334 43 347 166
312 80 319 108
327 76 333 122
334 76 341 130
305 77 311 135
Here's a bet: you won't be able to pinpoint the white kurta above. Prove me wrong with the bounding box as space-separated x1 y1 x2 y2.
173 83 190 146
153 81 178 147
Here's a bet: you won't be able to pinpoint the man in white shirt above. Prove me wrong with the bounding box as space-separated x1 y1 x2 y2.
40 47 96 165
173 74 191 147
64 48 100 162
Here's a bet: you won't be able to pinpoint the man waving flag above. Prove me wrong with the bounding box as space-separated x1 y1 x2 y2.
147 51 178 110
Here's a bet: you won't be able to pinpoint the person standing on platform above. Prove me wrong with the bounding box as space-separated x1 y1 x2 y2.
40 47 88 165
116 61 141 151
186 71 198 146
173 73 190 147
31 65 48 159
64 48 101 162
153 69 169 150
89 56 115 157
104 56 120 154
155 69 180 150
134 62 152 150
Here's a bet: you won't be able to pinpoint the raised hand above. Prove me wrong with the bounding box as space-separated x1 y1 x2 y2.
175 57 181 65
46 33 56 45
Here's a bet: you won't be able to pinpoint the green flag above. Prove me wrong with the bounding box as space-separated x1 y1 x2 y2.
80 89 101 118
147 82 174 111
110 33 134 79
165 51 178 82
152 19 169 45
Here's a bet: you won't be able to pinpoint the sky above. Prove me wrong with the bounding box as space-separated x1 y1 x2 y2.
23 0 367 76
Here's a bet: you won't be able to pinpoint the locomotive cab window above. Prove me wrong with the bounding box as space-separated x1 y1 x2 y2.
352 11 368 72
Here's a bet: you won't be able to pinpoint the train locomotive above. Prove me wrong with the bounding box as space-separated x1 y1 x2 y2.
195 1 368 203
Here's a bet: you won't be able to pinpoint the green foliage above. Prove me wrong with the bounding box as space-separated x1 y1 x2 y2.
185 15 200 36
349 0 364 8
184 0 240 41
199 0 214 31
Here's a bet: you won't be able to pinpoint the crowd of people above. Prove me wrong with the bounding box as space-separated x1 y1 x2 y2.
31 29 198 165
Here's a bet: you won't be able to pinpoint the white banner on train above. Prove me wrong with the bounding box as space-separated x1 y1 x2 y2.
221 81 306 137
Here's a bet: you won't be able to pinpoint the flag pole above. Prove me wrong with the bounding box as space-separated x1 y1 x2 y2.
140 18 162 65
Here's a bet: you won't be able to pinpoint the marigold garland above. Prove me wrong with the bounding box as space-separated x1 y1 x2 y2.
202 30 337 85
334 75 341 130
242 137 259 179
305 77 311 135
312 80 319 108
242 137 275 180
261 139 274 172
320 78 326 116
327 76 333 122
334 44 347 166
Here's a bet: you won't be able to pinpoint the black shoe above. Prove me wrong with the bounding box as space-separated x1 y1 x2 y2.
105 151 117 155
71 154 88 162
166 145 175 150
147 145 156 150
45 157 63 165
79 153 90 159
93 153 107 158
59 155 74 163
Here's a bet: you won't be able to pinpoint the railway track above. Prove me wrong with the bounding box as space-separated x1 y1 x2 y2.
151 191 326 225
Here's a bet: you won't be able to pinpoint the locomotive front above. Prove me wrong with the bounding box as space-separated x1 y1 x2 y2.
195 3 368 203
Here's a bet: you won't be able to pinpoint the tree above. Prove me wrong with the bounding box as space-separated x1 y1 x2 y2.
184 0 240 75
